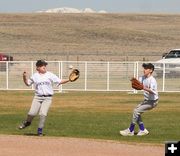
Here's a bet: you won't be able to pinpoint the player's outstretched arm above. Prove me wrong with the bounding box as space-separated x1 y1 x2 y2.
60 79 70 84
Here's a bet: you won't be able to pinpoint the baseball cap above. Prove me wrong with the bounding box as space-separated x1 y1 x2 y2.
36 60 48 67
142 63 154 71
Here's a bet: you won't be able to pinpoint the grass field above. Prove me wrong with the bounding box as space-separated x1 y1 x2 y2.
0 91 180 144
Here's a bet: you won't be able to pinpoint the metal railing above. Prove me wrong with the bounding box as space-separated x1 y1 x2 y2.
0 61 180 92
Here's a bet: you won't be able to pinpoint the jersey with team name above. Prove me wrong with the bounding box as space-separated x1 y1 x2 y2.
27 71 61 96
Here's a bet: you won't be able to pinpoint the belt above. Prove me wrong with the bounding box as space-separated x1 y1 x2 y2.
37 95 52 97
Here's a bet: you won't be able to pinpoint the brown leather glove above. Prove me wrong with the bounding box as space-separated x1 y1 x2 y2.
131 78 144 90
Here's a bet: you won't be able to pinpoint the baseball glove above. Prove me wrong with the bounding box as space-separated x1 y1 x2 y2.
69 69 80 82
131 78 144 90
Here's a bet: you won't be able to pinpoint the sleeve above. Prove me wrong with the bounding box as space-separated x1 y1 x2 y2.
50 73 62 86
27 76 34 86
149 79 158 95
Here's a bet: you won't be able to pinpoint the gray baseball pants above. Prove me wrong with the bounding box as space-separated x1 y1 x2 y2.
28 96 52 128
132 99 158 124
28 96 52 116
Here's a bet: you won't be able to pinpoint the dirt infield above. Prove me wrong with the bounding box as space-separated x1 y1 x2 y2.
0 135 163 156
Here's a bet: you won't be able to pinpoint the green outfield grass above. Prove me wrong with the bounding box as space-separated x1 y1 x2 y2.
0 91 180 144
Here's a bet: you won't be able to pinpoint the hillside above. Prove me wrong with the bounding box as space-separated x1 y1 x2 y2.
0 13 180 61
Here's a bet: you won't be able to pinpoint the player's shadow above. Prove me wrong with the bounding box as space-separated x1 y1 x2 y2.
23 133 38 136
23 133 45 136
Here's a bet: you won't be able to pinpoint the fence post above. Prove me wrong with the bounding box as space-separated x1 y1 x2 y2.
85 62 87 91
31 61 34 90
6 62 9 89
136 61 139 79
58 61 62 92
133 62 139 94
107 62 110 91
60 61 63 92
162 63 165 92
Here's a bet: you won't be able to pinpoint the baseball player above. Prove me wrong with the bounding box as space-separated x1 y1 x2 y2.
120 63 158 136
18 60 70 136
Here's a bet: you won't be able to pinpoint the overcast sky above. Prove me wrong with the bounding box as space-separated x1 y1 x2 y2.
0 0 180 13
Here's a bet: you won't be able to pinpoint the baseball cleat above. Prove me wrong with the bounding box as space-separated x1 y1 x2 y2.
18 121 31 129
120 128 134 136
137 128 149 136
37 133 43 137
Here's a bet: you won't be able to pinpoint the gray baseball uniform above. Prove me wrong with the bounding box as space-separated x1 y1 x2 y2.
27 71 61 117
18 59 69 136
132 75 158 124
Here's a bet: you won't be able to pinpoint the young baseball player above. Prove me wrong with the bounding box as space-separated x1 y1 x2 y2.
120 63 158 136
19 60 70 136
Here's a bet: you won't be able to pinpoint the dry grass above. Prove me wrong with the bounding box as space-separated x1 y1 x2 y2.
1 90 180 113
0 13 180 61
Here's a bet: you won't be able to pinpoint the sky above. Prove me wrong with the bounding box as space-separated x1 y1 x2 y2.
0 0 180 13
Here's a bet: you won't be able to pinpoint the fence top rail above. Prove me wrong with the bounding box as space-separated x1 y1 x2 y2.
2 60 180 64
0 60 136 63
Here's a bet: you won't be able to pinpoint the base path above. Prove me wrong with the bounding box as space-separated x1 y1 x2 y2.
0 135 164 156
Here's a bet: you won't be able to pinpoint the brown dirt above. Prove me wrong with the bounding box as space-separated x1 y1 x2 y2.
0 135 164 156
